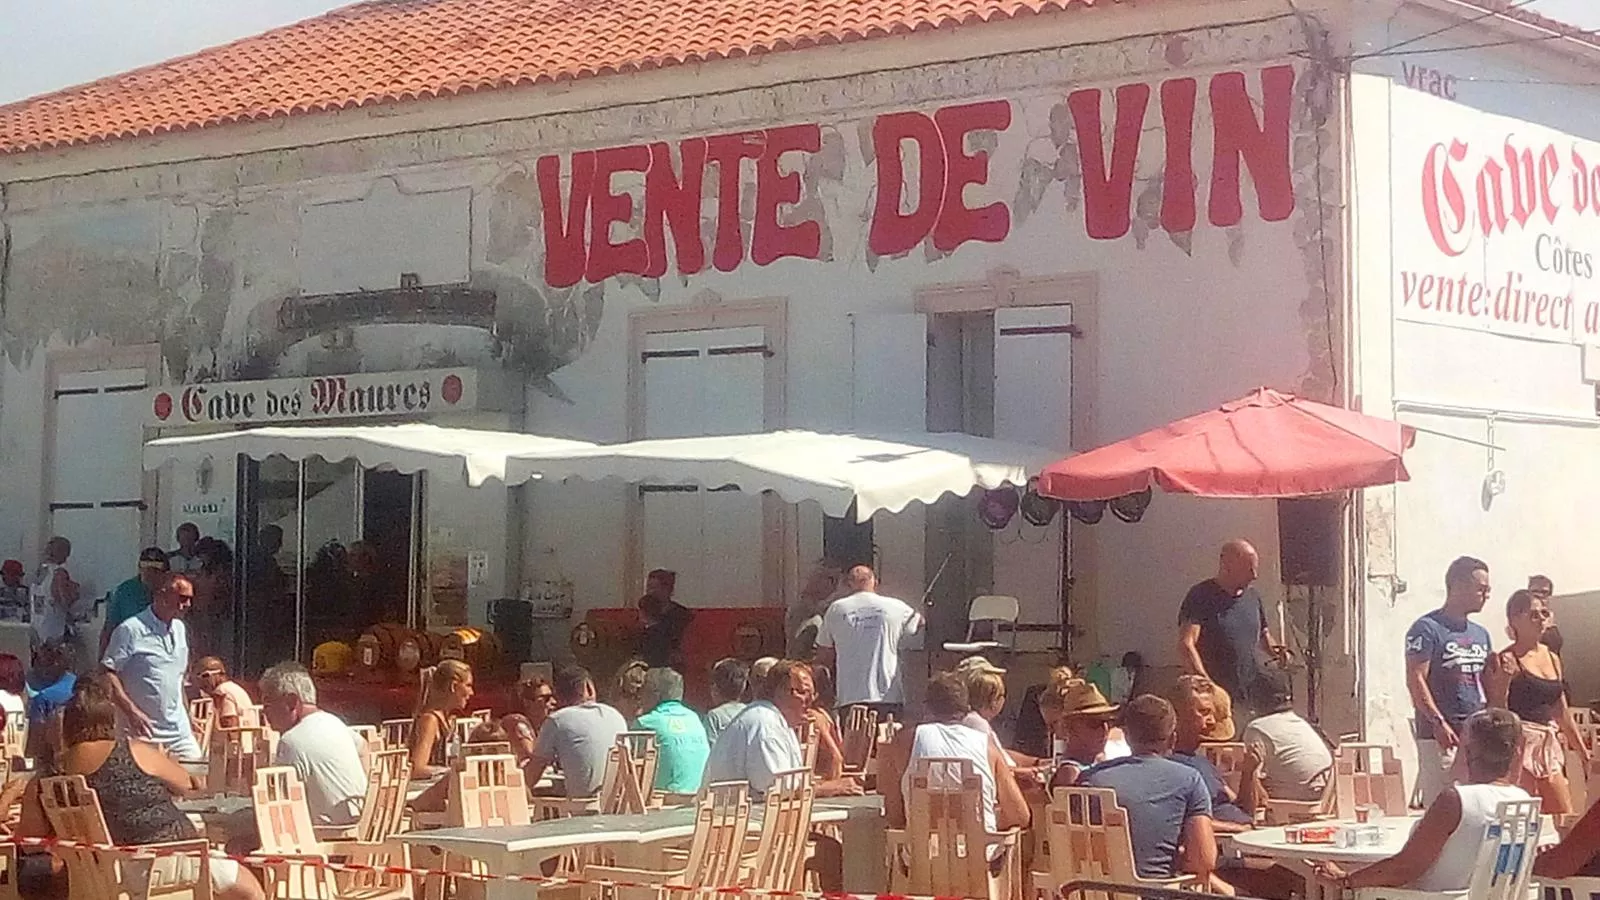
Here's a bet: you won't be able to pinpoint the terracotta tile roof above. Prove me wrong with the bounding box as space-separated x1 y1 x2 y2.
0 0 1114 155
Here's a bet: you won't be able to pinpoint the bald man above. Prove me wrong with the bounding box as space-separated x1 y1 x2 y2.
1178 540 1283 718
815 565 922 719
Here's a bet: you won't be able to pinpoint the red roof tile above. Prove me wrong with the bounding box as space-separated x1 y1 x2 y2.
0 0 1112 155
0 0 1592 158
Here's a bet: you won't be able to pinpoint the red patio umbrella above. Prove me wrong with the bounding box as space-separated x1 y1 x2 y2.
1037 388 1415 501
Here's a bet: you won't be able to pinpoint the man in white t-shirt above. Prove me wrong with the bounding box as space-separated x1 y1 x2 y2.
260 661 368 826
1239 668 1333 803
815 566 921 718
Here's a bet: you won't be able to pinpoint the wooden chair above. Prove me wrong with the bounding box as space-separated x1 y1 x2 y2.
1333 742 1407 818
887 757 1020 900
742 769 815 892
1574 708 1597 729
1355 798 1541 900
1030 786 1197 900
609 732 659 814
380 718 413 751
582 781 752 900
251 767 414 900
1198 742 1249 795
447 754 530 828
0 842 18 900
315 747 413 843
839 707 878 774
208 725 270 797
1262 770 1336 825
189 697 215 757
469 709 493 722
38 774 214 900
451 717 484 750
347 725 377 779
794 720 819 771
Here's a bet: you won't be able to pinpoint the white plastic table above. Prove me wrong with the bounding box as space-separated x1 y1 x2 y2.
1228 818 1421 865
398 795 882 900
1229 815 1558 865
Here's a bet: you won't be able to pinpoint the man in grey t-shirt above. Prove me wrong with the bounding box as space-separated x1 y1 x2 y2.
526 665 628 798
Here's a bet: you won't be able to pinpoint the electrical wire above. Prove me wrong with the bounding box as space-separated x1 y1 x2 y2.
1351 0 1542 60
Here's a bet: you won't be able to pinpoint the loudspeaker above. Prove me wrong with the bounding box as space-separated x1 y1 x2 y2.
1277 498 1340 586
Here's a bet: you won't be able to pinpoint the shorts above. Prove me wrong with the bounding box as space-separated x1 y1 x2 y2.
139 853 243 893
1519 720 1565 781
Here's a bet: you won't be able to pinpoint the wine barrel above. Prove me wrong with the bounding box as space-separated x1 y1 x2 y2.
418 630 448 667
363 622 411 668
441 627 502 674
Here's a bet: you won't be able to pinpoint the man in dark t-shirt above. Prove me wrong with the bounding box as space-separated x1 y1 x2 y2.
1405 555 1492 807
1178 540 1281 717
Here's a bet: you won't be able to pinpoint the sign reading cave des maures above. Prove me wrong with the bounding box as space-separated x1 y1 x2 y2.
1395 87 1600 346
534 66 1298 288
148 369 477 426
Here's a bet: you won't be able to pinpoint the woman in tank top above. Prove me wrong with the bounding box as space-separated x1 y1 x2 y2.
17 674 265 900
1486 588 1587 815
880 672 1029 846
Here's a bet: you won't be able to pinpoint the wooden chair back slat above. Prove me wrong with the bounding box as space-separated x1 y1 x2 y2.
253 766 321 855
356 748 412 844
745 769 815 892
672 781 752 900
903 757 993 899
840 707 878 773
1334 743 1407 818
448 754 529 828
189 697 214 757
209 725 270 798
380 718 413 751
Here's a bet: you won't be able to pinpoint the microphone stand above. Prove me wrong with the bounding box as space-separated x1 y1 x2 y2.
921 550 954 680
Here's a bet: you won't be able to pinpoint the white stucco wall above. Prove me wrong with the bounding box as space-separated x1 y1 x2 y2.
0 3 1347 686
1351 4 1600 778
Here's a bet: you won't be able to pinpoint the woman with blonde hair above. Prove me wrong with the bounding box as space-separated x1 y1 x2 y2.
610 659 650 720
409 659 475 779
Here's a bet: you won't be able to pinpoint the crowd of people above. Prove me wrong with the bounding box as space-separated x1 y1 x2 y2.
6 531 1600 898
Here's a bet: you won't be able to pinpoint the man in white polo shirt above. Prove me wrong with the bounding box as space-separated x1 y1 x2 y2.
102 574 202 760
815 565 921 719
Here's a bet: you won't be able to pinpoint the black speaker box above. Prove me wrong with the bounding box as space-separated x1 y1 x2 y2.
1277 497 1340 586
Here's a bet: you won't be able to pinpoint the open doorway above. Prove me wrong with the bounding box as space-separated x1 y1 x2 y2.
236 458 421 674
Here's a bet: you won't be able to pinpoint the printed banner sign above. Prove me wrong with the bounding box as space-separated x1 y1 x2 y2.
148 368 477 426
1393 85 1600 346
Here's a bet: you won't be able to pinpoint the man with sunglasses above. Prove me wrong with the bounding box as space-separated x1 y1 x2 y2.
1405 556 1493 808
101 548 169 656
102 574 203 761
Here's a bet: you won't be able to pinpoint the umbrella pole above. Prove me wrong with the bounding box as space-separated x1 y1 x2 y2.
1059 513 1073 664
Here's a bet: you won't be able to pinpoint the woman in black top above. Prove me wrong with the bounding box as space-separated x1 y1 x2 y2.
1486 589 1588 816
18 675 264 900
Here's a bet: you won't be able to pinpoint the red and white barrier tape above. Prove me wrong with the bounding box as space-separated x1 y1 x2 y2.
3 834 973 900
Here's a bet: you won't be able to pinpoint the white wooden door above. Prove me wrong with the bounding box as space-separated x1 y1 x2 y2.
991 306 1073 643
49 368 150 623
640 327 769 608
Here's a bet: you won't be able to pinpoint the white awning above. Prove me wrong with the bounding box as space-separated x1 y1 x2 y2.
142 424 596 488
503 430 1060 521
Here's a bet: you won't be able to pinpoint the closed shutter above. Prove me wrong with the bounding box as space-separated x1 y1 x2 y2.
50 368 150 608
